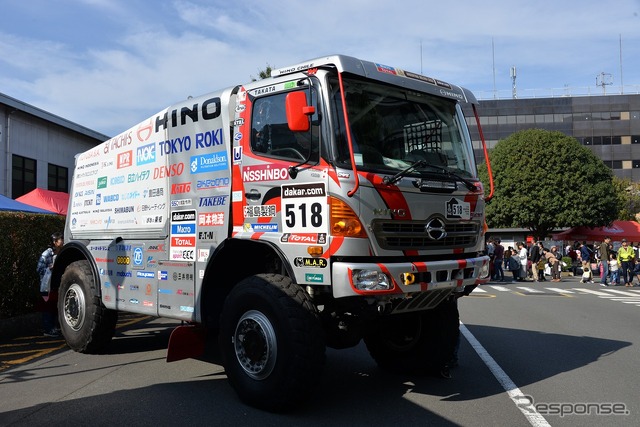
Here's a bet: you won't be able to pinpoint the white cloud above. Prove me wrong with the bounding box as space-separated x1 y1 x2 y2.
0 0 639 136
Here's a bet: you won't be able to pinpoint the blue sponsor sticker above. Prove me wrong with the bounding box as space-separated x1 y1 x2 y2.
189 152 228 174
252 223 279 232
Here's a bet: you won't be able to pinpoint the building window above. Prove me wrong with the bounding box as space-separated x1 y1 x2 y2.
48 163 68 192
611 160 622 169
632 135 640 144
12 154 36 198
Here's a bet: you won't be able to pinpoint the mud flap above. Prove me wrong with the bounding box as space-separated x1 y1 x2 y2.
166 324 206 362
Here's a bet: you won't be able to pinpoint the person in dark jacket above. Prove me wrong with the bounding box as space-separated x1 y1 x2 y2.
529 239 542 282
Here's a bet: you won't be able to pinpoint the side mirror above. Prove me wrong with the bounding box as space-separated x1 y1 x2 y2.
285 91 315 132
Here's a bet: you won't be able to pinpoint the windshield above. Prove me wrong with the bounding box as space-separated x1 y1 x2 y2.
329 76 477 178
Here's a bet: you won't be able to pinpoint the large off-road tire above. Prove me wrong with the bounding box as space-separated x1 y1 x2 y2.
364 296 459 375
219 274 325 412
58 260 117 353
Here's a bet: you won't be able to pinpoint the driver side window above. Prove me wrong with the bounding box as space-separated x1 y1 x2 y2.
251 93 306 161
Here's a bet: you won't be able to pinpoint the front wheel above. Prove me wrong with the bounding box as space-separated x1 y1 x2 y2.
58 260 117 353
219 274 325 412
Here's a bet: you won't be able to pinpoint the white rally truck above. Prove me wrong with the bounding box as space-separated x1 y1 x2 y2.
54 54 492 411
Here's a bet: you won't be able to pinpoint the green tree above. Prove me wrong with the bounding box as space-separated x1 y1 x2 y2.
478 129 619 240
613 176 640 221
250 64 273 81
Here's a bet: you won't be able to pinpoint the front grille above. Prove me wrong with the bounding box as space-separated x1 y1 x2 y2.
371 219 479 250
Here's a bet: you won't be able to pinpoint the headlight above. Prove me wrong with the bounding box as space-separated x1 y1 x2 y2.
479 261 490 279
353 269 391 291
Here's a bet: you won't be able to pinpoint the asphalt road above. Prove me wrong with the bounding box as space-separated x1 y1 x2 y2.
0 275 638 427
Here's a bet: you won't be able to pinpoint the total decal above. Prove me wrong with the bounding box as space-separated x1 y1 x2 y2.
170 210 196 261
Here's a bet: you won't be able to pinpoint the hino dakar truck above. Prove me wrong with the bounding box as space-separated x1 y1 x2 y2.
55 54 493 411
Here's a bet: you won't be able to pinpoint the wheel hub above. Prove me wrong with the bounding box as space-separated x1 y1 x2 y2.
63 283 86 331
233 310 277 380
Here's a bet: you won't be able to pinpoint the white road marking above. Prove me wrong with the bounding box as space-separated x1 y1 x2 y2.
602 289 640 296
516 287 543 293
490 286 512 292
472 287 487 293
545 288 574 294
460 322 551 427
572 288 615 297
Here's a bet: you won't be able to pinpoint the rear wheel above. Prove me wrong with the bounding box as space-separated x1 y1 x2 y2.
58 260 117 353
364 296 459 375
219 274 325 412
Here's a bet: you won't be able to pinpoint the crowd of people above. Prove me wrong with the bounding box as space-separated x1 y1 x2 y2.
485 237 640 286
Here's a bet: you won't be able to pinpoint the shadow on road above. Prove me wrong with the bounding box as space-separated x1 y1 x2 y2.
0 320 631 426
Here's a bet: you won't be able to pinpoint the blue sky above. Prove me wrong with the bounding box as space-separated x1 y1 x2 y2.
1 0 639 137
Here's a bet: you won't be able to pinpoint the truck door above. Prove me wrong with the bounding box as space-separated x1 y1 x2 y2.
233 86 328 284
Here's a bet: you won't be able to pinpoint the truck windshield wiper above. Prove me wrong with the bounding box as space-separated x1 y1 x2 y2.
383 160 426 185
384 161 477 191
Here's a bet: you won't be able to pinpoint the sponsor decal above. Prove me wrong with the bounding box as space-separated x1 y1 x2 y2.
199 195 228 207
243 204 276 218
154 162 184 179
233 146 242 164
171 210 196 261
196 177 229 190
281 233 327 244
375 63 397 75
195 129 223 149
171 199 192 207
97 176 108 189
198 231 217 240
173 272 194 281
145 187 164 198
154 97 220 132
159 136 192 156
116 256 130 265
172 210 196 222
197 249 210 262
117 150 133 169
132 247 144 268
104 132 132 154
198 212 224 226
136 142 156 166
171 223 196 234
250 223 279 232
280 182 328 234
294 257 327 268
136 119 153 142
171 236 196 246
171 182 191 194
180 306 195 313
128 170 151 183
190 152 228 174
446 197 471 220
136 271 155 278
243 164 288 182
158 271 168 280
305 273 324 283
129 298 140 304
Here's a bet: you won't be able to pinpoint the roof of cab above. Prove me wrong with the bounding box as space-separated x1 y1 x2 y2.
269 54 477 104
